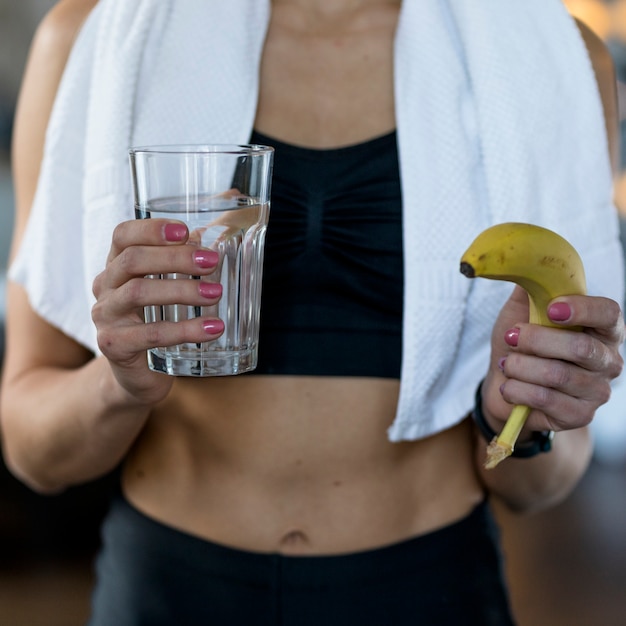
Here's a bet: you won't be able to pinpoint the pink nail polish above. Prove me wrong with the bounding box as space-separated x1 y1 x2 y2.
497 356 507 372
504 328 519 347
199 282 222 299
193 250 219 268
203 319 224 335
164 223 187 242
548 302 571 322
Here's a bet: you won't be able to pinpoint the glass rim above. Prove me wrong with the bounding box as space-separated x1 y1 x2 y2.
128 143 274 156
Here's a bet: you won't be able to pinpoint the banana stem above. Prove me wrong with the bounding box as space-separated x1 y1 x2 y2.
484 404 531 469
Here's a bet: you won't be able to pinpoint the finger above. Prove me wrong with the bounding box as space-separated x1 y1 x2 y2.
106 219 190 265
94 244 220 296
547 295 625 344
499 377 602 432
110 243 219 286
502 352 610 403
92 277 223 323
512 324 622 378
96 316 225 362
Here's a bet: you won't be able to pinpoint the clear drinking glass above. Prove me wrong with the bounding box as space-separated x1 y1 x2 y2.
129 144 274 376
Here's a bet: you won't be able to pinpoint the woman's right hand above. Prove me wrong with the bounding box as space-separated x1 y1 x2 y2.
91 218 224 407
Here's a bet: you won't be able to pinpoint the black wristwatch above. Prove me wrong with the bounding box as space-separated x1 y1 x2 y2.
472 382 554 458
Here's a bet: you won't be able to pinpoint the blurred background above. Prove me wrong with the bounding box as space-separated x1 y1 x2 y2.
0 1 625 625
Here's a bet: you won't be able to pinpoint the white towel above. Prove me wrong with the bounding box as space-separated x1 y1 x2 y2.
391 0 624 439
10 0 624 441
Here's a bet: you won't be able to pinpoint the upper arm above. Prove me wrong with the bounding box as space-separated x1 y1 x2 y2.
5 0 99 376
574 18 620 174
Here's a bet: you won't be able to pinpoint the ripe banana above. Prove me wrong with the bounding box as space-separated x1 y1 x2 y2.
460 222 587 468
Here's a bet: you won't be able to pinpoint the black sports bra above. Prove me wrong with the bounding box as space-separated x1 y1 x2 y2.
250 129 404 379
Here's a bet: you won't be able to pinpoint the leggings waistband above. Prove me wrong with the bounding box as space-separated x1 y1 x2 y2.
106 492 499 587
88 492 515 625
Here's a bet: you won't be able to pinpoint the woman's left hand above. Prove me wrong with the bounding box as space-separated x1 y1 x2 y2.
482 286 625 434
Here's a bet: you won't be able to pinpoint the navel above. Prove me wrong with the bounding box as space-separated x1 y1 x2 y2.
279 529 310 548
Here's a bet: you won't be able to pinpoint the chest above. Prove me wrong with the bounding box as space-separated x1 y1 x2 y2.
254 3 399 147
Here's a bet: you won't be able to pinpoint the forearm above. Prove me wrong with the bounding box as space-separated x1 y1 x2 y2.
472 419 592 513
0 355 152 493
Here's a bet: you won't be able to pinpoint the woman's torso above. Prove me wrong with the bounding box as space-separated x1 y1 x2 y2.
122 0 485 555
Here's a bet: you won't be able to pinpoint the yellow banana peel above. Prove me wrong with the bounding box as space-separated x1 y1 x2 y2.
460 222 587 468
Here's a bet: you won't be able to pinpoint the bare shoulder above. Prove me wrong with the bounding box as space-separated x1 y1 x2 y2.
575 18 615 79
21 0 99 115
33 0 100 56
574 18 619 171
11 0 99 255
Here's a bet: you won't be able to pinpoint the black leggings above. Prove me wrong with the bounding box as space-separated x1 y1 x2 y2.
88 494 515 625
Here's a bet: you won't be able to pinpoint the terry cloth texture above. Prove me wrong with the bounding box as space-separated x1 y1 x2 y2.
10 0 624 441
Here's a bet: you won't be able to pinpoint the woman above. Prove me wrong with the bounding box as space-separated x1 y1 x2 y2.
1 0 624 624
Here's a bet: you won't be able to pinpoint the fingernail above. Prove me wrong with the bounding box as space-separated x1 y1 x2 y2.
203 319 224 335
504 328 520 347
199 282 222 299
164 223 187 242
548 302 571 322
193 250 219 268
498 356 507 372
